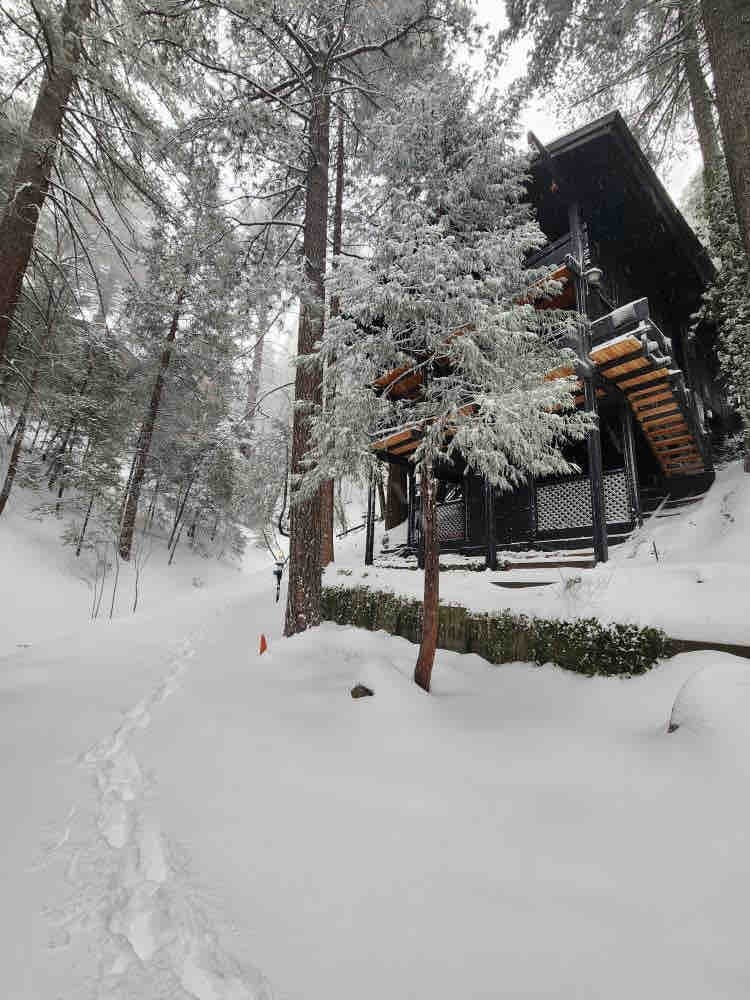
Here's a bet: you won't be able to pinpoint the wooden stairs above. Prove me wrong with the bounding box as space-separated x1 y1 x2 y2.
589 301 709 479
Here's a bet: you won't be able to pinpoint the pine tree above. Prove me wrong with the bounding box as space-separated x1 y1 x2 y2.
701 0 750 264
496 1 718 172
118 158 241 559
307 77 592 690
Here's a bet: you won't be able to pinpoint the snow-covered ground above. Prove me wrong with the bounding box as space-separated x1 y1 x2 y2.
3 467 750 998
0 483 270 657
328 461 750 644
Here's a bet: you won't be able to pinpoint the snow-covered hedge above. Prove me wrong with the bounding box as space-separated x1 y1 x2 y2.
321 586 672 677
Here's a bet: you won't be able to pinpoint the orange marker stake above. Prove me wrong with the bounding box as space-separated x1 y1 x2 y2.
259 634 268 655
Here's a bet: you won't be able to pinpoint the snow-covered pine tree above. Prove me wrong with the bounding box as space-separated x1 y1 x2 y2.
697 167 750 463
306 76 593 691
118 156 241 560
496 0 717 173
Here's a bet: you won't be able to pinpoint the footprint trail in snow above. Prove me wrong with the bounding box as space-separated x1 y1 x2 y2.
41 638 273 1000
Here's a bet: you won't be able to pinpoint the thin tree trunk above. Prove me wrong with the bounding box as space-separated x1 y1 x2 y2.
146 478 160 528
188 506 201 545
701 0 750 262
284 67 330 635
0 358 40 514
168 517 186 565
119 289 185 560
320 108 345 569
119 428 143 531
414 461 439 693
0 0 92 361
0 411 26 515
29 417 42 450
76 491 95 556
167 472 195 550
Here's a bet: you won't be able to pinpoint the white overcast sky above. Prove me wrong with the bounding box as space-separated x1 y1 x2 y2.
470 0 702 207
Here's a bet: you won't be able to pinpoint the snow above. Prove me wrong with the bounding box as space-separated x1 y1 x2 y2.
0 483 269 657
3 467 750 998
329 461 750 645
669 656 750 746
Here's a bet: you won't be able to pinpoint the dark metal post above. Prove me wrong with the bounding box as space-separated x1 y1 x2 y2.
364 469 376 566
569 200 608 564
483 477 497 570
407 466 416 548
621 401 642 526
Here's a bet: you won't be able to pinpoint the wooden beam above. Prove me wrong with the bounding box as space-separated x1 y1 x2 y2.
391 439 420 456
616 367 671 391
627 382 672 402
630 391 676 411
600 356 651 379
637 402 681 422
639 413 687 431
649 432 692 446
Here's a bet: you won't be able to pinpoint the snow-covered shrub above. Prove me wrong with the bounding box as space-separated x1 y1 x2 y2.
321 586 672 677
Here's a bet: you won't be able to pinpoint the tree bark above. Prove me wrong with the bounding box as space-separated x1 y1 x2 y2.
0 0 92 361
76 491 95 556
284 66 330 635
414 461 439 693
118 289 185 560
0 358 40 515
320 109 345 568
681 5 722 186
701 0 750 261
0 412 26 516
167 472 195 550
385 462 409 529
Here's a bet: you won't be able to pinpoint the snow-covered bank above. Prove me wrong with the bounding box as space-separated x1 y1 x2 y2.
328 461 750 644
3 560 750 998
0 483 272 657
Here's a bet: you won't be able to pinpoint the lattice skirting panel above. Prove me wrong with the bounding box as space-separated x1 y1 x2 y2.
536 469 631 532
437 501 466 542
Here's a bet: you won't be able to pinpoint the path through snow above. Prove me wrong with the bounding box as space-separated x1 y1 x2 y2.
40 635 273 1000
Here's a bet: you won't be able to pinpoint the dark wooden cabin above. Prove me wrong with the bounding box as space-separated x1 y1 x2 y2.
367 112 730 566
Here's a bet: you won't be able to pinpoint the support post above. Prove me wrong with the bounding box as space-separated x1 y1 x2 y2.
584 381 609 563
483 478 497 571
569 199 608 564
621 401 642 526
364 469 375 566
407 466 417 548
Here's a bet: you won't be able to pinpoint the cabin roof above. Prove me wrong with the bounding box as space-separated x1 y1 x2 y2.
529 110 715 291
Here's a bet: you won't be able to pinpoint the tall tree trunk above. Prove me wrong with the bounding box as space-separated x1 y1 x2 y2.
385 463 409 529
284 68 330 636
701 0 750 262
681 5 722 187
414 461 439 693
0 0 92 361
118 290 185 560
320 109 345 568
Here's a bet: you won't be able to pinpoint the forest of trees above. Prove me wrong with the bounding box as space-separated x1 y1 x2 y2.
0 0 748 684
